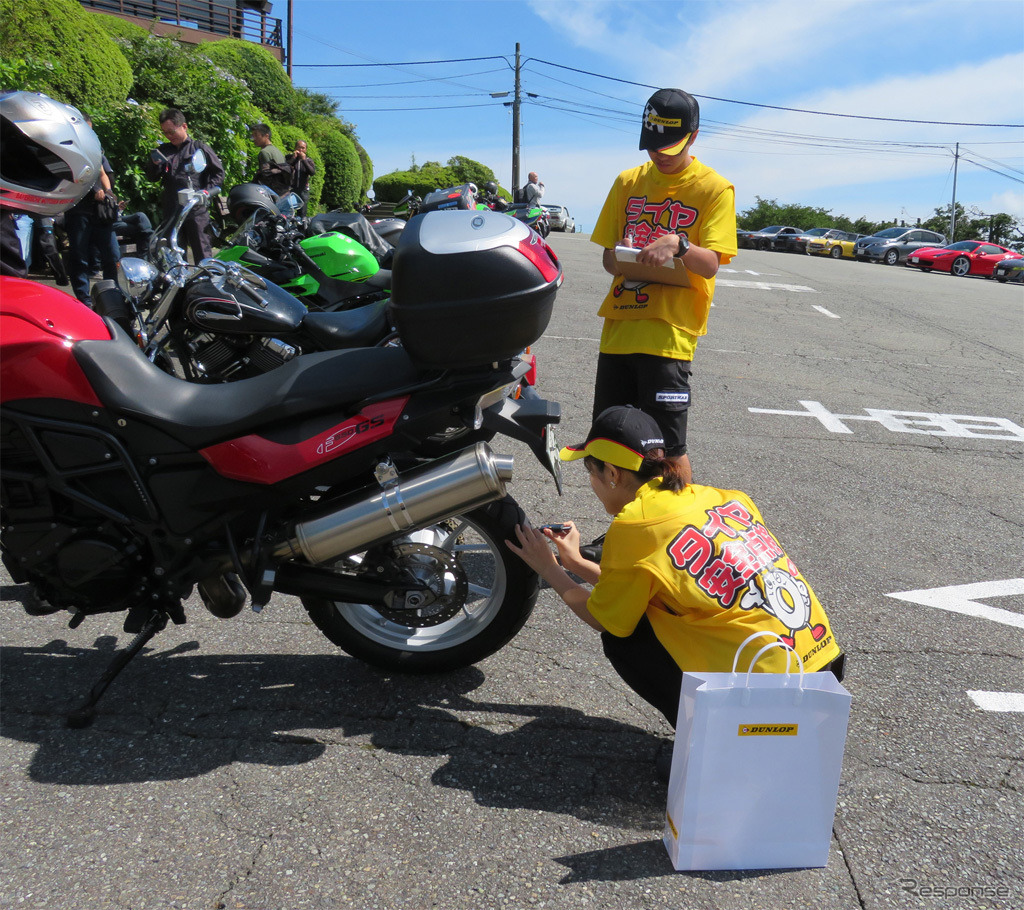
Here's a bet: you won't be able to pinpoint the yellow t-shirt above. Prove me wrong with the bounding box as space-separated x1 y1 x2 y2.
591 158 737 361
587 481 841 674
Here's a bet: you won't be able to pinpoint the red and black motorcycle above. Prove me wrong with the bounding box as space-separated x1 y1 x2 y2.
1 211 563 726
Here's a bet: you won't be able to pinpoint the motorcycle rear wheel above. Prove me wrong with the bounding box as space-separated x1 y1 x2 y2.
302 496 539 673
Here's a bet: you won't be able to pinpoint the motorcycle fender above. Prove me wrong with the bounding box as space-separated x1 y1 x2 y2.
481 396 563 493
0 278 108 405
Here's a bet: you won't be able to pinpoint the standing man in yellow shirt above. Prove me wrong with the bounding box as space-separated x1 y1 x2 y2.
591 89 738 486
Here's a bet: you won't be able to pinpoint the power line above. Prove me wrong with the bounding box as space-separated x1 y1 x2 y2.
523 58 1024 129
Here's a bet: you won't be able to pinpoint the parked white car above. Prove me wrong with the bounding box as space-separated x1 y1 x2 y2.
544 205 575 232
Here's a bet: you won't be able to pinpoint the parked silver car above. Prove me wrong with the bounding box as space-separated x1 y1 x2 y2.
854 227 946 265
544 205 575 232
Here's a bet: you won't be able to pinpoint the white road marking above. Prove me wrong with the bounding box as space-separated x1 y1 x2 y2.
750 400 1024 440
967 691 1024 713
813 305 840 318
717 279 817 293
885 579 1024 630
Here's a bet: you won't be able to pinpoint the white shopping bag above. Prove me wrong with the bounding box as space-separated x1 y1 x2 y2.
663 631 851 871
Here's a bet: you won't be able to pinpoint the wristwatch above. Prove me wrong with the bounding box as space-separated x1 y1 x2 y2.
675 232 690 258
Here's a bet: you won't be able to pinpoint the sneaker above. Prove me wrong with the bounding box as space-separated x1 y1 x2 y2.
580 533 605 564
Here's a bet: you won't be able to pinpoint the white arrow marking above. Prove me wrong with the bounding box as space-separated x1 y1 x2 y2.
967 691 1024 713
813 305 840 318
886 579 1024 630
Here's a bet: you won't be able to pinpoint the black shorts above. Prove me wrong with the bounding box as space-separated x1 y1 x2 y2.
593 352 692 457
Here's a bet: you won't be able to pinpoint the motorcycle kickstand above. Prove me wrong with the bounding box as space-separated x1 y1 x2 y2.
66 610 169 729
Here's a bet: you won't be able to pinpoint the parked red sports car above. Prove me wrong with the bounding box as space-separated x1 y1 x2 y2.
907 240 1019 277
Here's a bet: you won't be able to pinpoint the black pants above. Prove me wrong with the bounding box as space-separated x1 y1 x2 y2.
601 616 847 729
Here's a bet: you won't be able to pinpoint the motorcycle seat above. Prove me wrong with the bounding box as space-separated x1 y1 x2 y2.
73 330 422 450
302 299 391 349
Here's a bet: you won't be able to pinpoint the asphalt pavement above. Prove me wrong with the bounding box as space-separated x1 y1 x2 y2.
1 236 1021 909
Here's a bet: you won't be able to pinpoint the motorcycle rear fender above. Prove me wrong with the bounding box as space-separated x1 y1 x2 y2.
481 395 562 492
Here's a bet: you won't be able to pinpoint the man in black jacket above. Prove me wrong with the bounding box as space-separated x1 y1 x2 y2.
144 108 225 262
286 139 316 213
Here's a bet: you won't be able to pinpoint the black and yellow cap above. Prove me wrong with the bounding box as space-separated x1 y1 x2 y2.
639 88 700 154
559 406 665 472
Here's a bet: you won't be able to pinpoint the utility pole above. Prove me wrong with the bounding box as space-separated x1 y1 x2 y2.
512 43 521 194
949 142 959 240
286 0 293 80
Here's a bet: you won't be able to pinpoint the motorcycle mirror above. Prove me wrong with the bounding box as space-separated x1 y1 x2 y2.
184 148 208 175
117 257 159 301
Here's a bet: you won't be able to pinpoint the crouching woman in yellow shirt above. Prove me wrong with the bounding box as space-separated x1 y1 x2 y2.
506 405 844 736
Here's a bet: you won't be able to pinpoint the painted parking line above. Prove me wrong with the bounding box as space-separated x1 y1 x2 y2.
813 305 840 318
717 279 817 293
967 691 1024 713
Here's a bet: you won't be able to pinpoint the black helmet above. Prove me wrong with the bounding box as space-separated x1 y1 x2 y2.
0 91 103 215
227 183 277 222
484 181 498 196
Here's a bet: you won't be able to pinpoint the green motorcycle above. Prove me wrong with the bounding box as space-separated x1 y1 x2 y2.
217 185 391 311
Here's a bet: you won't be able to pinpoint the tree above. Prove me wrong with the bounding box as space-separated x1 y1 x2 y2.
446 156 496 188
308 117 362 212
0 0 132 110
201 39 300 123
736 196 842 232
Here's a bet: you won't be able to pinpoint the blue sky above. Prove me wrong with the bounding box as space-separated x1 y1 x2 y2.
288 0 1024 233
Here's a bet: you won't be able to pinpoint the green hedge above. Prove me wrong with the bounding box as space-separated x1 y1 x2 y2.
0 0 132 110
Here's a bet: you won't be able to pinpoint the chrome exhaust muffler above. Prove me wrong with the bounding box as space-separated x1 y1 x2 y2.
274 442 514 565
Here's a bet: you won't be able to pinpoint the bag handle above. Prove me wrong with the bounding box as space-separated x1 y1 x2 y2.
731 630 793 673
744 641 804 685
741 640 805 706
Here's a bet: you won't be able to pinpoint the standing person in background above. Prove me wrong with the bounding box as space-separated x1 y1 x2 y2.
0 212 27 278
589 88 737 488
144 108 224 262
524 171 544 207
65 116 119 308
251 123 292 196
286 139 316 214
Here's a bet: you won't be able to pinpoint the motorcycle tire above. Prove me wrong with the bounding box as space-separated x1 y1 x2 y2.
302 495 539 673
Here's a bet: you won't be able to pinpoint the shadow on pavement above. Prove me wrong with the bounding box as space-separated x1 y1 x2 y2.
1 601 667 831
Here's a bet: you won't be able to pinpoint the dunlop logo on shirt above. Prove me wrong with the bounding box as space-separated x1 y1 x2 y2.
738 724 798 736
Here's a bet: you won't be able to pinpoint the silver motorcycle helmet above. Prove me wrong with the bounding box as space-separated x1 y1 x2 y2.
0 91 103 216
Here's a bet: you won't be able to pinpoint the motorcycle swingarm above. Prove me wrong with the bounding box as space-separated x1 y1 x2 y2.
481 396 563 493
271 561 427 605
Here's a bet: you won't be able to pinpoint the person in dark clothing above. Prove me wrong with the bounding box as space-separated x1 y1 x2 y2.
0 211 27 277
144 108 225 262
286 139 316 213
65 119 119 307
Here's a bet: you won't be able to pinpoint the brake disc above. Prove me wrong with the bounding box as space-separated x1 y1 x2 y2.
377 542 468 627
